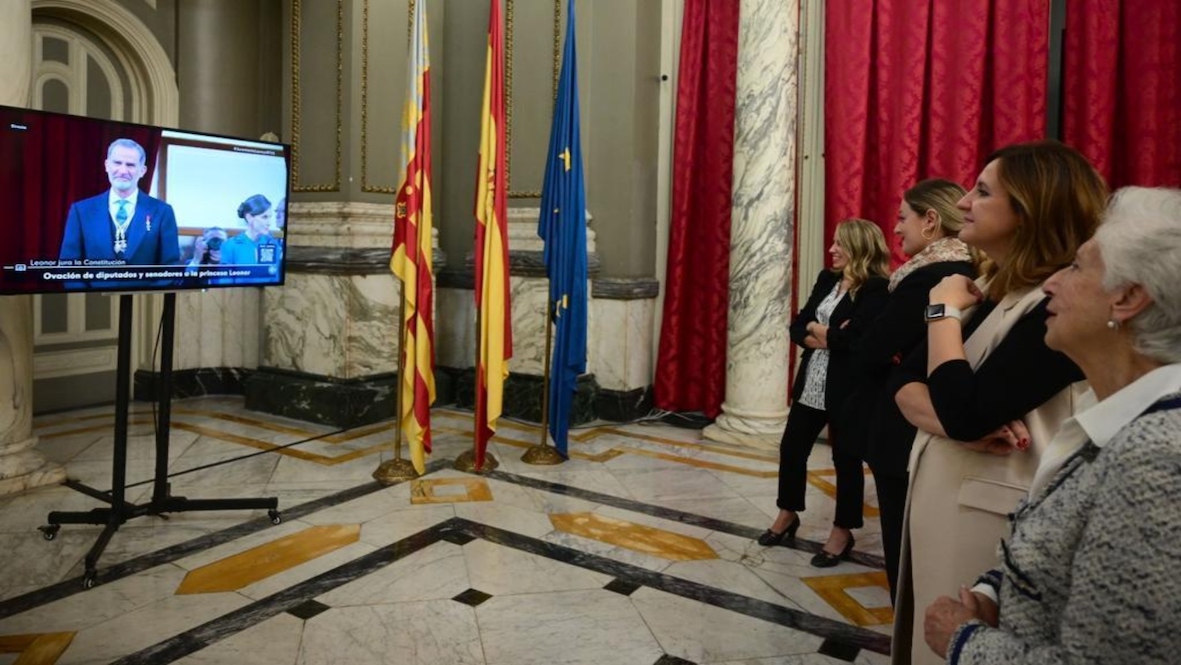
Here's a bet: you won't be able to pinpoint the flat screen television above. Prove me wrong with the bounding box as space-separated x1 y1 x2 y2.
0 105 291 295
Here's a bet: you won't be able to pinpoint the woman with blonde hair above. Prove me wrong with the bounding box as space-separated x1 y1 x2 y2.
757 219 890 567
844 179 978 601
888 141 1107 665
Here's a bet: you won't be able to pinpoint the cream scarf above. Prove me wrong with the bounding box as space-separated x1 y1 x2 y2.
888 236 973 292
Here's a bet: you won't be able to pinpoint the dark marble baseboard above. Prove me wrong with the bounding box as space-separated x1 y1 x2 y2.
243 367 399 428
437 250 602 288
591 277 660 300
443 367 599 426
133 367 252 401
596 385 655 422
286 246 447 275
244 367 454 428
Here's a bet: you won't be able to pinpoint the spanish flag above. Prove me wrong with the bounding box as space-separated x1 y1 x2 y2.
390 0 434 474
473 0 512 470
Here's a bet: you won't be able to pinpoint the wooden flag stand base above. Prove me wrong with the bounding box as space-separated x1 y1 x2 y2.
522 303 566 466
454 449 499 473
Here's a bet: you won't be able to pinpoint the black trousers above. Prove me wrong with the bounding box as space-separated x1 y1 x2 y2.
776 402 864 529
871 466 909 604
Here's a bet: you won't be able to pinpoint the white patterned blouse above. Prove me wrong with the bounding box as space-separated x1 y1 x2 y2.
796 280 846 411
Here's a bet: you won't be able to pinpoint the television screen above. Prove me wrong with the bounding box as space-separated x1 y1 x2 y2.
0 105 291 295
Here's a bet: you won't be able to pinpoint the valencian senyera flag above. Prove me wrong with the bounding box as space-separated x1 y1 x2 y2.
473 0 512 471
390 0 435 475
537 0 587 458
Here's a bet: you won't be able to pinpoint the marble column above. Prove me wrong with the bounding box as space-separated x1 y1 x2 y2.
702 0 798 450
0 0 67 495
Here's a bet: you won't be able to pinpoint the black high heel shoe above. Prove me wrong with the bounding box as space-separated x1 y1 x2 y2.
756 514 800 546
810 534 855 568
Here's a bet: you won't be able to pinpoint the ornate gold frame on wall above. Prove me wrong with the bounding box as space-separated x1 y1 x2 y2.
505 0 562 198
358 0 401 194
356 0 563 198
290 0 344 193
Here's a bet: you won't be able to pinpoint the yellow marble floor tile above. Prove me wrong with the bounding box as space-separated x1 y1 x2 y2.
410 478 494 504
175 524 361 594
550 512 718 561
802 571 893 626
0 632 76 665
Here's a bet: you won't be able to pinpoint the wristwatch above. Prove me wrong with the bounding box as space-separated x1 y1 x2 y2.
924 303 963 323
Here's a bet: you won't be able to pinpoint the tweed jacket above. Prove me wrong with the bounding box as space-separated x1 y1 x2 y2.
946 394 1181 665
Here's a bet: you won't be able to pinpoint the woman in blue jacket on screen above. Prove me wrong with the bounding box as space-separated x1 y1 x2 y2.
221 194 283 284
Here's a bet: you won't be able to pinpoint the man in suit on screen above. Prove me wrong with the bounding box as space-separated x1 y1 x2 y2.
58 138 180 277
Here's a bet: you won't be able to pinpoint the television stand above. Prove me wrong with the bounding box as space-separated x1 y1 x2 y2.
39 292 280 589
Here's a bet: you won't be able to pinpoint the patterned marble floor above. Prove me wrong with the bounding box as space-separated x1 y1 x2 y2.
0 397 892 665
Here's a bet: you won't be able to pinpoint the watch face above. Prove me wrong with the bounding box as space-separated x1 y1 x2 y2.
925 304 946 321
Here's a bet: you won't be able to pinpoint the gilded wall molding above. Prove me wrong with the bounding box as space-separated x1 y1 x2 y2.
355 0 563 198
290 0 344 193
358 0 408 194
506 0 562 199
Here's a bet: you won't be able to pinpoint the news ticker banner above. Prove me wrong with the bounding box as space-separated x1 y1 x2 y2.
2 259 279 284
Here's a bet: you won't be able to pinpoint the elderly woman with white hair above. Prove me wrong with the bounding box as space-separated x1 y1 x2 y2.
923 186 1181 664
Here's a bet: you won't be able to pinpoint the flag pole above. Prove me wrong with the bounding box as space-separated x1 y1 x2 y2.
522 299 564 464
456 304 500 472
373 306 419 484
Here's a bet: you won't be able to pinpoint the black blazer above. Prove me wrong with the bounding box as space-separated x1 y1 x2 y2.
845 260 977 468
790 269 889 417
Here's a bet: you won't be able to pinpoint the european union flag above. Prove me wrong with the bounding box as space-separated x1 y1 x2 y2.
538 0 587 458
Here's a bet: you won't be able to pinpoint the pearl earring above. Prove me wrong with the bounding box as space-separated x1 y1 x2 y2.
1107 319 1120 330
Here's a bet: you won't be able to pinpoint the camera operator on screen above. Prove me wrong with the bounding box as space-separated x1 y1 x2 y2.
58 138 180 275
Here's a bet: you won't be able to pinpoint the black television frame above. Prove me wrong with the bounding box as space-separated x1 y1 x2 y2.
0 104 293 295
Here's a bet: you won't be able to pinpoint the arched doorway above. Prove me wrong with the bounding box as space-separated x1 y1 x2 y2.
29 0 178 412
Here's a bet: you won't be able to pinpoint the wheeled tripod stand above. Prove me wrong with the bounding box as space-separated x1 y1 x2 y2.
39 292 280 588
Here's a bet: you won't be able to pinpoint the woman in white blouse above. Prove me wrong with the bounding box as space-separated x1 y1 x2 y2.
757 219 890 567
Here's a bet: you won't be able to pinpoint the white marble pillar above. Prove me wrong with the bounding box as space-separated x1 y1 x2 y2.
702 0 798 450
0 0 67 495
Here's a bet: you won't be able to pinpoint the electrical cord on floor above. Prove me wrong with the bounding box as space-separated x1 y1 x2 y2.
122 426 349 490
120 302 352 491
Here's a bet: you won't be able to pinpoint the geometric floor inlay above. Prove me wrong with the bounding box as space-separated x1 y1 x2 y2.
410 478 494 504
451 588 494 607
549 512 718 561
0 632 76 665
175 524 361 595
802 571 894 626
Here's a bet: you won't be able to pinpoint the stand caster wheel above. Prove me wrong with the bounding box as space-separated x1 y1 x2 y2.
82 573 98 589
268 510 282 525
39 525 60 541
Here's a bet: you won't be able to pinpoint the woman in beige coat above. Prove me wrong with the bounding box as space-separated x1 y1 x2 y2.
886 141 1107 665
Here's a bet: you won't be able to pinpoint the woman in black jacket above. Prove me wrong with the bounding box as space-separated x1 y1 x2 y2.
847 179 977 600
758 218 890 567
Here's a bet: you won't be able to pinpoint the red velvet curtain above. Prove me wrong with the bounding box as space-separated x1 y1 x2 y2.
653 0 739 417
825 0 1049 265
0 107 160 293
1063 0 1181 188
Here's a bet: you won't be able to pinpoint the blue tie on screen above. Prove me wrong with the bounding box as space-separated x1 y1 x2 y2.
116 199 128 224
